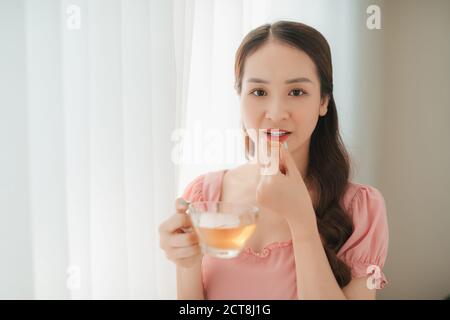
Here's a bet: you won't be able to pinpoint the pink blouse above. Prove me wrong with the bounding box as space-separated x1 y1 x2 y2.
181 169 389 300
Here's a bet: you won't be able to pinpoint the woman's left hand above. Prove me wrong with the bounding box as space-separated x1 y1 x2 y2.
255 142 316 228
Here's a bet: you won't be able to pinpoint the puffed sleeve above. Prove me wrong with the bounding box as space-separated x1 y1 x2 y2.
181 174 206 203
337 185 389 289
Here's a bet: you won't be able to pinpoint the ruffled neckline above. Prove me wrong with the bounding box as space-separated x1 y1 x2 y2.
241 239 293 258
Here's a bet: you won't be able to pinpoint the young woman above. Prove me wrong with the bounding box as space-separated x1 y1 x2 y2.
159 20 388 300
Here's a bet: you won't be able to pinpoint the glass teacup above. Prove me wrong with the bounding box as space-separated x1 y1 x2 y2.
187 201 259 259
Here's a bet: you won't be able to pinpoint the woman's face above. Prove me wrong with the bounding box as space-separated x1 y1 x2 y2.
240 40 329 155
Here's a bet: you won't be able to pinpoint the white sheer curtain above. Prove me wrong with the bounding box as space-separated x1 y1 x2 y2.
1 0 375 299
1 0 193 299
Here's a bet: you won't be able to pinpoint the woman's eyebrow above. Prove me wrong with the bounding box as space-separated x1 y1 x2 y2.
246 77 313 84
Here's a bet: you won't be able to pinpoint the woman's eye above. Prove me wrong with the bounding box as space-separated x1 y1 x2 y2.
250 89 306 97
289 89 306 96
251 89 266 97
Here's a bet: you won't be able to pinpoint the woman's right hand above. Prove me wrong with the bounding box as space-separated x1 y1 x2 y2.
159 197 203 269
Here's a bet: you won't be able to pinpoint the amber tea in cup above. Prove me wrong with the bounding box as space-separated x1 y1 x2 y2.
187 201 259 259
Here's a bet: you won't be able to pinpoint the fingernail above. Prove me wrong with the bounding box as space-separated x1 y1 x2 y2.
283 142 288 150
179 198 189 206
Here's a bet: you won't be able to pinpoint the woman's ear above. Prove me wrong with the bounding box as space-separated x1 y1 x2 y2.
319 95 330 117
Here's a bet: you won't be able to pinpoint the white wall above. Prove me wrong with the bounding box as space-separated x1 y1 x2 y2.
377 0 450 299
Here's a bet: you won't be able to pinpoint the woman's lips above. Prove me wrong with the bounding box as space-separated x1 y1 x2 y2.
264 132 291 142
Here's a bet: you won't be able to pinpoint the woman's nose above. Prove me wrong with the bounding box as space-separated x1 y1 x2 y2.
264 104 289 122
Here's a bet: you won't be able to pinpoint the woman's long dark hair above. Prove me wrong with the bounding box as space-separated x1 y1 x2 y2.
235 21 354 288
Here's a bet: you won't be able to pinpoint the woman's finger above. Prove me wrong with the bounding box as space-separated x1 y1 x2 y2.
279 142 300 177
175 197 190 214
161 213 192 233
260 141 282 176
169 231 199 248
